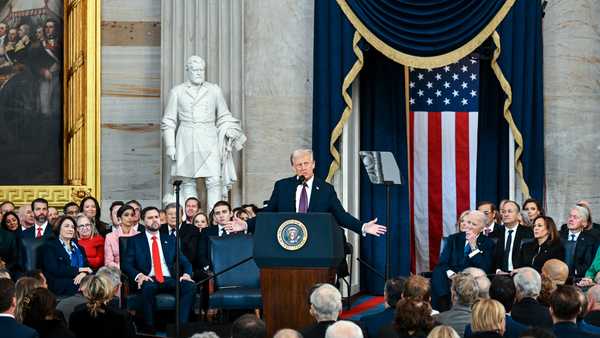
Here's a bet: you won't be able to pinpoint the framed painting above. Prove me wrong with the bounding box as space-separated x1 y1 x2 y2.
0 0 101 206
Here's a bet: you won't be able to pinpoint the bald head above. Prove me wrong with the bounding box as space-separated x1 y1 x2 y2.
541 259 569 285
274 329 303 338
587 285 600 311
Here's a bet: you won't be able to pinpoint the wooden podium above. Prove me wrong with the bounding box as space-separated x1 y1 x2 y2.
253 213 344 336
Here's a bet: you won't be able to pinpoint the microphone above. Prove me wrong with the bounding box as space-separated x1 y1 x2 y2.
173 180 183 187
297 175 306 186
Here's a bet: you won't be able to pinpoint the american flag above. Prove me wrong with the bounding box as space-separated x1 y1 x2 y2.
409 57 480 273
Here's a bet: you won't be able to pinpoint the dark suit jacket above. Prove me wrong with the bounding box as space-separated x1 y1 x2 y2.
0 228 18 271
0 316 39 338
247 176 363 234
361 307 395 338
553 322 598 338
159 222 200 268
196 226 242 271
432 232 495 298
41 238 89 296
559 228 599 278
511 297 553 329
465 315 527 338
300 320 336 338
584 310 600 327
27 319 74 338
69 304 136 338
21 224 53 240
121 231 193 282
515 238 565 272
492 224 533 272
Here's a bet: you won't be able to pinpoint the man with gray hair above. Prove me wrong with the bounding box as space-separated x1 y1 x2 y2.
463 267 491 299
325 320 363 338
273 328 303 338
511 267 553 328
301 283 342 338
162 55 246 210
436 272 480 337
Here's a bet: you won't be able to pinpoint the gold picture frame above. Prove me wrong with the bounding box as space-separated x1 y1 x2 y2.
0 0 101 207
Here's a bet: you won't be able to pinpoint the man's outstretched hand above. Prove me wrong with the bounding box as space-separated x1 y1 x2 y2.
364 218 387 236
224 217 248 233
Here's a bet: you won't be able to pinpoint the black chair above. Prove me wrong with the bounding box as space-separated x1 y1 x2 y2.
118 236 177 312
208 234 261 311
20 237 47 272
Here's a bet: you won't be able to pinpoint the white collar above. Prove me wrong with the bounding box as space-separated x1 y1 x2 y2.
298 176 315 188
145 230 161 240
0 313 15 319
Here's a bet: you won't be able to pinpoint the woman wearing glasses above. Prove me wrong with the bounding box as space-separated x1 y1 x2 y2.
76 213 105 271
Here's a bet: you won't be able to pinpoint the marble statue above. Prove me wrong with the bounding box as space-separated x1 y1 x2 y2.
161 55 246 210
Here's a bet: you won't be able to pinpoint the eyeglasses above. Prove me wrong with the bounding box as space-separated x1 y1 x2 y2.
77 223 92 228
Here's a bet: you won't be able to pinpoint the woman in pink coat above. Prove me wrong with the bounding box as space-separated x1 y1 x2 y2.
104 205 139 268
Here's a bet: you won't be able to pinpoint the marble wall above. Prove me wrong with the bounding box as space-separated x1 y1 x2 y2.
543 0 600 223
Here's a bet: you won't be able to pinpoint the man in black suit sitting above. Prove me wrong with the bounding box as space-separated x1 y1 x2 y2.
361 276 406 338
197 200 241 274
224 148 387 237
300 283 342 338
511 267 553 328
551 285 597 338
160 203 201 276
121 206 195 333
493 200 533 273
559 205 598 278
477 201 501 241
21 198 53 240
0 278 38 338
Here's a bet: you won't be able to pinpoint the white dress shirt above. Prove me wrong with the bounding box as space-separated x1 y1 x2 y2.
504 225 519 271
295 176 314 212
568 230 581 242
34 221 48 237
143 231 171 279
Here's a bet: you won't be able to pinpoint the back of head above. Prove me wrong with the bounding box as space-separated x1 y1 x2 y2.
403 274 431 301
587 285 600 307
273 328 303 338
426 325 460 338
394 298 434 335
464 267 491 299
384 276 407 307
83 275 113 317
22 287 57 326
541 259 568 285
513 267 541 300
471 299 505 333
450 273 479 306
97 266 121 290
489 275 516 312
309 283 342 322
15 277 43 321
190 333 220 338
325 320 363 338
0 278 15 313
519 327 556 338
550 285 581 322
231 314 266 338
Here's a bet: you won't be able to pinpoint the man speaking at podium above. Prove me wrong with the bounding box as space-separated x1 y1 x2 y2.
224 148 386 237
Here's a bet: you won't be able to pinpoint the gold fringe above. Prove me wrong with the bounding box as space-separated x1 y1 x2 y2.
336 0 516 69
326 31 365 183
490 31 531 199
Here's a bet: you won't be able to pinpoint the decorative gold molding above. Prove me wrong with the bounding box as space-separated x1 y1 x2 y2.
0 0 101 207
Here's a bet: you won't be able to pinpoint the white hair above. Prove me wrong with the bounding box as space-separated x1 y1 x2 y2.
290 148 314 165
274 328 303 338
572 205 590 224
97 266 121 288
514 267 541 299
190 332 219 338
325 320 363 338
310 284 342 322
469 210 488 228
186 55 206 69
463 267 490 299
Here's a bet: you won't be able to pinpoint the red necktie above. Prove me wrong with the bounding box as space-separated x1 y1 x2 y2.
36 227 42 238
151 236 164 283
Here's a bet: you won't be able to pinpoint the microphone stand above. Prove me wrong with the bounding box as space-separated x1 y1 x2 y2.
173 180 182 338
195 256 254 286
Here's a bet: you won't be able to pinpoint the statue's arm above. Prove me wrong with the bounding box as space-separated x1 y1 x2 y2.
162 88 179 160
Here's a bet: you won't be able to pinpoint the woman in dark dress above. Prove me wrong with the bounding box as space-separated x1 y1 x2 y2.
21 287 75 338
69 274 135 338
516 216 564 272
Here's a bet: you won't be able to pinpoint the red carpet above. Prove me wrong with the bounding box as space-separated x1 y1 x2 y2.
340 295 385 320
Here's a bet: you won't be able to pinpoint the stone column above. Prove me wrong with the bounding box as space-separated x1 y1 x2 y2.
543 0 600 221
160 0 244 207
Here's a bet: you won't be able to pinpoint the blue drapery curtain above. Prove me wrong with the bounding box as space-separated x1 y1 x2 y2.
313 0 544 292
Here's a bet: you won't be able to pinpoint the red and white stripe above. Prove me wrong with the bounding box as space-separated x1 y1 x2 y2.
410 111 478 273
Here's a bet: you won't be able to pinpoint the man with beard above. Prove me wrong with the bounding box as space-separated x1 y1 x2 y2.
122 207 195 334
21 198 52 239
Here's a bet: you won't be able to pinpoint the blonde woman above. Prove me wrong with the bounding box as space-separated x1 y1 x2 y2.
69 274 135 338
427 325 460 338
471 299 506 338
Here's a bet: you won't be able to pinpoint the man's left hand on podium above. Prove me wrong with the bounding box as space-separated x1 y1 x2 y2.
362 218 387 237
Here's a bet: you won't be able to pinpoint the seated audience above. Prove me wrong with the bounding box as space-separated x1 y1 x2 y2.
523 198 544 226
1 211 20 233
160 203 201 279
379 298 435 338
432 210 494 311
75 214 105 271
435 272 479 338
559 205 598 278
22 287 75 338
0 201 15 217
518 328 557 338
18 205 35 232
104 205 139 268
198 200 241 272
41 216 92 296
69 274 135 338
456 210 470 232
574 288 600 335
183 197 202 224
476 201 501 239
465 276 528 338
21 198 53 240
511 267 553 328
56 275 92 325
79 197 110 237
47 208 59 229
326 320 363 338
274 329 303 338
241 204 259 218
232 207 250 221
121 207 195 334
0 226 17 272
560 201 600 234
0 278 38 338
15 277 44 322
192 211 210 232
494 200 534 274
539 259 569 306
516 216 565 272
463 267 491 299
470 299 506 338
550 285 597 338
301 283 342 338
362 277 406 338
427 325 459 338
231 313 267 338
108 201 124 229
63 202 80 218
125 200 143 231
24 270 48 289
584 285 600 327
